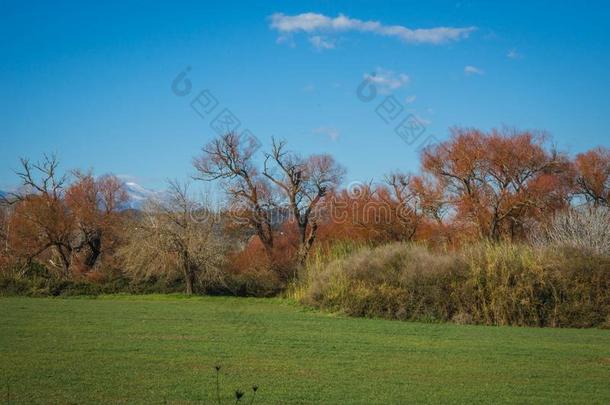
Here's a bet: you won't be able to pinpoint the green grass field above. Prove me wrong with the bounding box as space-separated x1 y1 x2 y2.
1 296 609 404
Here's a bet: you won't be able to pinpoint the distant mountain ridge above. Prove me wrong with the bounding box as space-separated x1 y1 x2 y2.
123 182 165 209
0 184 161 210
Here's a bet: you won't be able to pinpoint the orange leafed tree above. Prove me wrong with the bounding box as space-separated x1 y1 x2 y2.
422 128 572 241
65 171 128 273
7 156 128 275
317 178 422 245
7 156 73 274
0 205 10 269
574 146 610 207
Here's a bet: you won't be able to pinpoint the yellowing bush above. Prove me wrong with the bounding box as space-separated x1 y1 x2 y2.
301 242 610 327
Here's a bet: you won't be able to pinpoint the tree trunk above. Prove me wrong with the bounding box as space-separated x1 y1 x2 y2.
183 261 195 295
55 244 72 277
84 231 102 268
296 221 318 267
254 215 274 257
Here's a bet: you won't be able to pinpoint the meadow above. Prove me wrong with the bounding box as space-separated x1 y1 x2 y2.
1 295 610 404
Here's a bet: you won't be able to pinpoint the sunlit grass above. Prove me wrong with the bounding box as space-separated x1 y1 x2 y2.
1 295 609 403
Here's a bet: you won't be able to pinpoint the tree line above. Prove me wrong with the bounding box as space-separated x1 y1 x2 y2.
0 127 608 295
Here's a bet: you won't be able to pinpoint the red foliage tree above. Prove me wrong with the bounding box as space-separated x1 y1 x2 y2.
317 177 423 245
574 147 610 207
65 171 128 273
6 156 128 276
422 128 572 241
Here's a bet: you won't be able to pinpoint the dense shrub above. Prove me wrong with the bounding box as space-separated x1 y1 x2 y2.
219 240 292 297
0 273 199 297
300 243 466 321
4 240 609 328
0 250 288 298
0 262 188 297
543 248 610 327
300 242 610 327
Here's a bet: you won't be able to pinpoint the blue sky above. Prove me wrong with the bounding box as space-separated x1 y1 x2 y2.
1 0 609 190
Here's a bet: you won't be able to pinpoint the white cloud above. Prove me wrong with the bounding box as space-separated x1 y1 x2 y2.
269 12 476 46
405 95 417 104
303 83 315 92
363 68 410 94
314 126 340 141
308 35 335 50
464 65 484 75
507 49 523 59
414 114 432 126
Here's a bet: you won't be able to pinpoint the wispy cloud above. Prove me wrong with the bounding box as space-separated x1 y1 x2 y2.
314 126 340 141
464 65 484 75
507 49 523 59
412 113 432 126
270 12 476 47
309 35 335 50
405 95 417 104
363 68 410 94
275 34 295 47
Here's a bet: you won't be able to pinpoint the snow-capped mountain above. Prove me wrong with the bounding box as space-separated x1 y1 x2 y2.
123 182 164 209
0 183 162 210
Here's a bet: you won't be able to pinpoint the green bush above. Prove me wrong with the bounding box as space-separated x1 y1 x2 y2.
0 266 186 297
222 269 284 297
0 261 282 298
301 242 610 327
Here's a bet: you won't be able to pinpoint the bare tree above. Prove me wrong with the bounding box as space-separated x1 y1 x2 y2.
120 181 225 295
531 206 610 256
193 132 275 254
381 172 422 241
12 155 68 201
6 155 74 275
263 138 344 264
